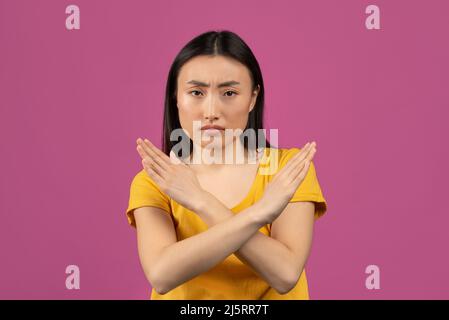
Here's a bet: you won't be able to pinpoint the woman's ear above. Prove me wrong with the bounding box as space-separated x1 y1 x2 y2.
249 84 260 112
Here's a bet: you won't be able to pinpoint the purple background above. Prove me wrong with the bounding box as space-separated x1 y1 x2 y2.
1 0 448 299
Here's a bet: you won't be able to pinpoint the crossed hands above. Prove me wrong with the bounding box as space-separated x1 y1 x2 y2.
136 138 316 224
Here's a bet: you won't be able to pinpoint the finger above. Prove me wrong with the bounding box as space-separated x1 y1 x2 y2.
280 142 316 178
136 138 158 160
137 138 170 171
142 158 165 186
292 158 312 186
284 146 316 185
137 138 168 177
136 144 167 177
270 143 311 182
144 139 175 169
292 148 316 184
291 141 315 164
136 138 152 159
282 142 314 171
136 143 149 160
143 138 173 166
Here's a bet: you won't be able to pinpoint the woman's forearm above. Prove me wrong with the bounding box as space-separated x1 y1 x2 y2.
151 202 266 295
195 192 300 294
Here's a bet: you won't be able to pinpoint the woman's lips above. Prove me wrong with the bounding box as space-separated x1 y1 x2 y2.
200 124 225 136
201 124 225 130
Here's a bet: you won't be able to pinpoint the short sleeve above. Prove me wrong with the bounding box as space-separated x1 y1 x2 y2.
125 169 172 228
280 148 328 221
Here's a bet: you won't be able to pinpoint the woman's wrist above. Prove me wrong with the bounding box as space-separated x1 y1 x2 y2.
193 191 270 228
192 190 215 214
242 198 272 227
192 191 234 225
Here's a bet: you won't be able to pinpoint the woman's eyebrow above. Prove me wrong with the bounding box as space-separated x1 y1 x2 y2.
186 80 240 88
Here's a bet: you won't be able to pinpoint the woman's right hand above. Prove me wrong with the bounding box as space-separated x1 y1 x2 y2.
256 141 317 225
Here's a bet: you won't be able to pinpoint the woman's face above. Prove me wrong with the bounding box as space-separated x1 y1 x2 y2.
176 55 259 152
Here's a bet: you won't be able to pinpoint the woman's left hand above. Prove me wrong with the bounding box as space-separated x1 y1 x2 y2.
136 138 207 212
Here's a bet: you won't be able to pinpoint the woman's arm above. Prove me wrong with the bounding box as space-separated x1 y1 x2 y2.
195 192 315 294
134 138 317 294
134 200 269 295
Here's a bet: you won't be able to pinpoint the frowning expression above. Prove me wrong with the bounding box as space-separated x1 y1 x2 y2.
176 55 259 149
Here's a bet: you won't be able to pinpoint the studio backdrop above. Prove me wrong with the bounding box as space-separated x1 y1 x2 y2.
1 0 448 299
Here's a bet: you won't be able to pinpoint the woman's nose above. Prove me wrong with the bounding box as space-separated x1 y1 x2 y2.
204 109 218 121
204 95 219 120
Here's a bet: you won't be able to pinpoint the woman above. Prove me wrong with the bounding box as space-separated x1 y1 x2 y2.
126 30 327 300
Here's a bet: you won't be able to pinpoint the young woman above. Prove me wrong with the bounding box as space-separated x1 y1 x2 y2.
126 30 327 300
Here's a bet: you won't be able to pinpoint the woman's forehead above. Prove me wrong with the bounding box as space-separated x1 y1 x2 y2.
178 56 252 85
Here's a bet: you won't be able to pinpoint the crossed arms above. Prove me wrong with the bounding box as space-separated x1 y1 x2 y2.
134 138 317 295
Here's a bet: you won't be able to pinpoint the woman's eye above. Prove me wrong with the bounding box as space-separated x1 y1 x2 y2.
190 90 203 97
189 90 237 97
224 91 237 97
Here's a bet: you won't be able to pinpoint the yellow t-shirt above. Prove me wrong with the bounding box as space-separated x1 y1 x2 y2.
125 147 328 300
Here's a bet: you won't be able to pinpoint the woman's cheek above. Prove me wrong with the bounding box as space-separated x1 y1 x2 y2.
177 102 199 139
178 95 200 114
177 113 191 137
227 107 250 128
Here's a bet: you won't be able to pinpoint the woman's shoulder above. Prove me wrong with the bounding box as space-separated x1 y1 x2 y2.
126 169 172 228
129 168 167 196
133 168 149 180
130 168 150 185
256 146 304 175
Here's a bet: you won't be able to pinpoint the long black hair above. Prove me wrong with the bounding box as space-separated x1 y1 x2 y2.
162 30 271 158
